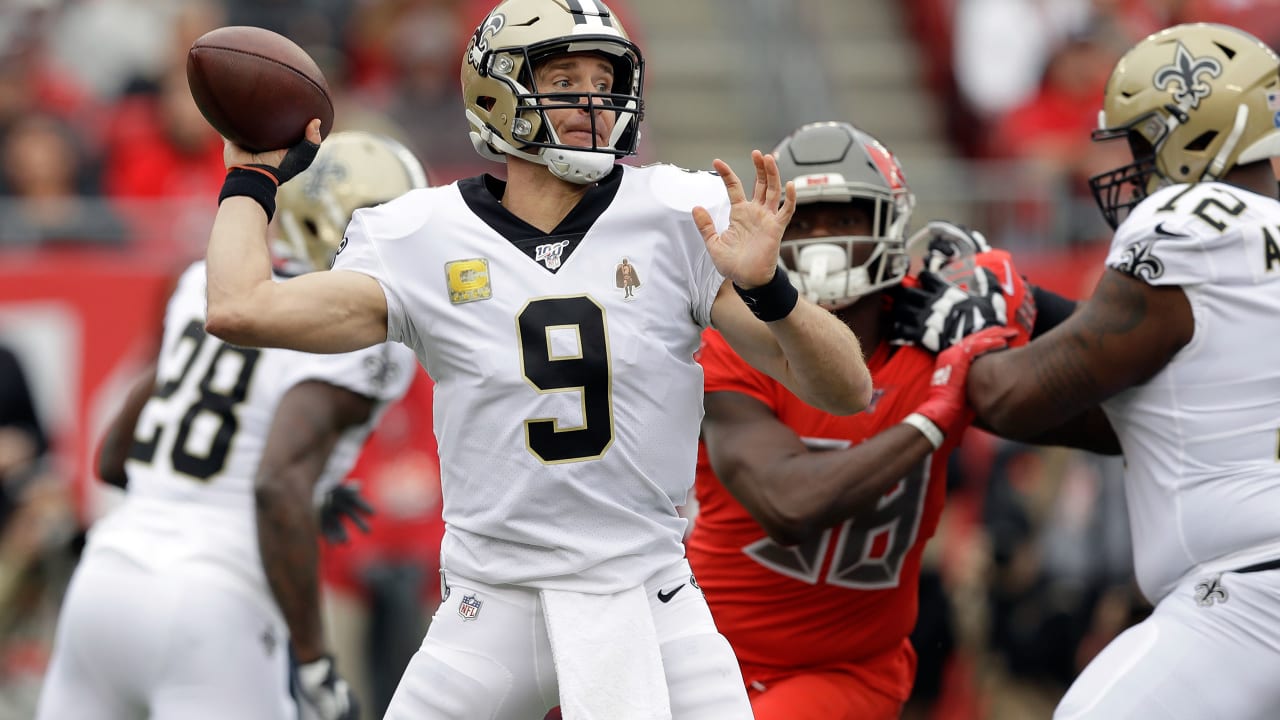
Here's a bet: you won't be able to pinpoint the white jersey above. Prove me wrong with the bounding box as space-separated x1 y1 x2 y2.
89 261 417 603
1102 182 1280 602
332 163 730 592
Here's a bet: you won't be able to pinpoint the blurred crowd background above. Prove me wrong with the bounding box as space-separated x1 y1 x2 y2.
2 0 1279 718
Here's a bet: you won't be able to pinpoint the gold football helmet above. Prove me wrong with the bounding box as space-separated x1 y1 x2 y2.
1090 23 1280 228
461 0 644 184
275 131 428 272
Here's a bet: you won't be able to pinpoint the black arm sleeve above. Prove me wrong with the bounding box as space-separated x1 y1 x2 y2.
1029 284 1078 339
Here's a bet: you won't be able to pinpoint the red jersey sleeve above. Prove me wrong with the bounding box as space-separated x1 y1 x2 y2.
697 329 776 408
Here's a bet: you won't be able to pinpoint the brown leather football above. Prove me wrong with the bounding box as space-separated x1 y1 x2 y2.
186 26 333 152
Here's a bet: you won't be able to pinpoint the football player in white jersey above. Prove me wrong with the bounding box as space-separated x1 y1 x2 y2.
201 0 875 717
34 132 426 720
939 23 1280 719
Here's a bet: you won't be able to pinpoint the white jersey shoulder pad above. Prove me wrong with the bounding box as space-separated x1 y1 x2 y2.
348 185 450 242
1107 182 1268 287
626 163 729 215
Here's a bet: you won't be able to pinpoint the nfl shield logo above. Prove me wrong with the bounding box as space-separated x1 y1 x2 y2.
458 594 482 620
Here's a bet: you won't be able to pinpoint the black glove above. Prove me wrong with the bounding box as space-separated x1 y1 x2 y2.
247 136 321 185
318 481 374 544
293 654 360 720
890 266 1007 353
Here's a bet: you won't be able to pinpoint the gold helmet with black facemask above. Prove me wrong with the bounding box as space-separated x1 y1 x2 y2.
1090 23 1280 229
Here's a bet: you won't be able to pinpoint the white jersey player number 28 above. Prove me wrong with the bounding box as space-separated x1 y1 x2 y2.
129 318 260 480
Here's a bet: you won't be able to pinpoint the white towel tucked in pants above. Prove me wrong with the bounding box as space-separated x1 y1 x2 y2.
542 584 671 720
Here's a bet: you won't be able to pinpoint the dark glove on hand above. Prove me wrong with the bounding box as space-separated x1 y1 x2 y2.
890 265 1008 352
247 136 321 185
293 654 360 720
318 481 374 544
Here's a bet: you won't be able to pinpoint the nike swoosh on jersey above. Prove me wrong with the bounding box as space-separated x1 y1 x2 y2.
657 584 685 603
1154 222 1187 237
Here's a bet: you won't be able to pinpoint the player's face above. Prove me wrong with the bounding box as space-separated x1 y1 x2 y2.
533 53 617 150
782 202 876 266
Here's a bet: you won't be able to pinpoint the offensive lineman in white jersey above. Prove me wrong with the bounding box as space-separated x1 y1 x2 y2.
939 23 1280 719
202 0 874 716
35 133 426 720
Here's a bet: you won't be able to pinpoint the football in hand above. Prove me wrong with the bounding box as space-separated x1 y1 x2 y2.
186 26 334 152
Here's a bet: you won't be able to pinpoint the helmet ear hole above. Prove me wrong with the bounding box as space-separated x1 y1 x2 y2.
478 96 496 111
1185 130 1217 151
304 218 319 237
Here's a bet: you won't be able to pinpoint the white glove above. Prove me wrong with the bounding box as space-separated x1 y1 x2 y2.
293 655 359 720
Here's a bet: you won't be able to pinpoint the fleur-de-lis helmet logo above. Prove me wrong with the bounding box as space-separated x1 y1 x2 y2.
467 12 506 71
1153 41 1223 110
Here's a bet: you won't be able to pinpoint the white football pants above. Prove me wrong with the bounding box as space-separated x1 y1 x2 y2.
35 549 296 720
1056 567 1280 719
384 558 753 719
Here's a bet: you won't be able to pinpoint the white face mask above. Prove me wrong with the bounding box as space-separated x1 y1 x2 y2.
786 243 869 306
784 238 906 309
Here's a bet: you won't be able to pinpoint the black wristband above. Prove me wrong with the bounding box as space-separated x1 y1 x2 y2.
219 167 278 222
733 269 799 322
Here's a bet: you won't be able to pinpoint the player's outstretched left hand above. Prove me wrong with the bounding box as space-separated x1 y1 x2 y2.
293 654 360 720
693 150 797 289
318 481 374 544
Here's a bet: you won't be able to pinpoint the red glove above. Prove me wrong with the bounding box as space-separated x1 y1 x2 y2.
904 327 1018 449
969 249 1036 347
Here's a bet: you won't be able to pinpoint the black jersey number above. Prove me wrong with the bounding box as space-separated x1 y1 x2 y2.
517 296 614 464
1157 185 1247 231
744 460 931 589
128 319 261 480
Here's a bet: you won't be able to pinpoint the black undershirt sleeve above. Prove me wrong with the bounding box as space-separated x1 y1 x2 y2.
1029 284 1078 339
